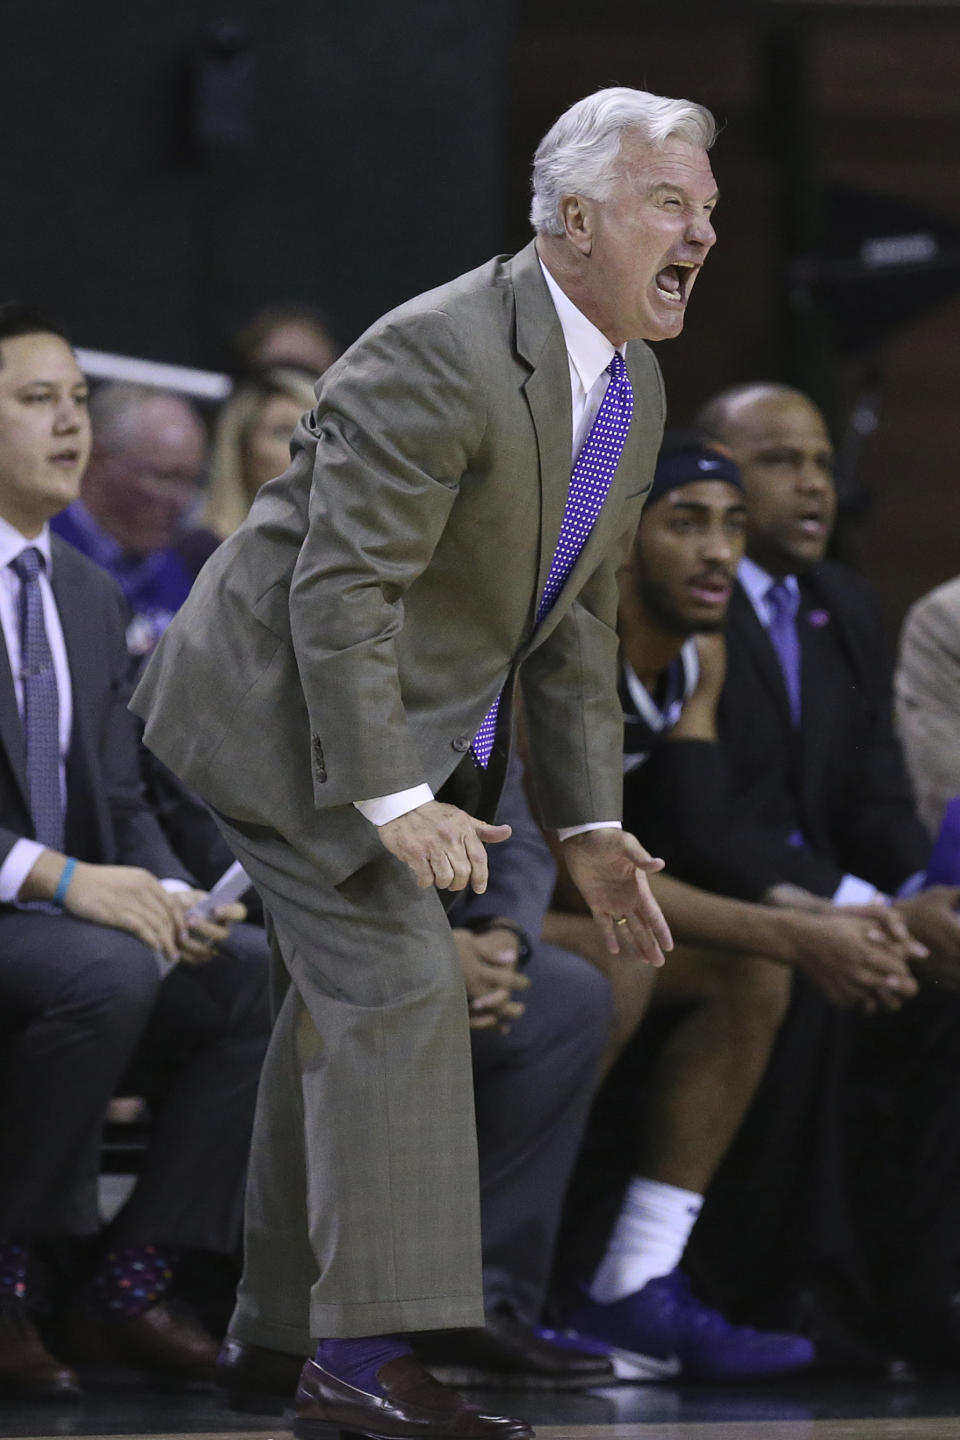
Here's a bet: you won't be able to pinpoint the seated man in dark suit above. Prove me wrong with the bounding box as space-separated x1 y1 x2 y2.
546 437 917 1376
687 383 955 956
0 303 272 1397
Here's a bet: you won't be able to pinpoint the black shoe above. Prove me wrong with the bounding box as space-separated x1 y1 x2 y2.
0 1301 82 1400
414 1308 614 1390
216 1336 304 1413
294 1353 533 1439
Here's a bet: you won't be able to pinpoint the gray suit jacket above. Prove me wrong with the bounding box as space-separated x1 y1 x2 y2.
896 574 960 835
132 241 665 885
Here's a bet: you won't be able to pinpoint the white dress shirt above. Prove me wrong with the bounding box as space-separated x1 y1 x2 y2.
0 518 73 901
355 256 623 838
737 555 884 907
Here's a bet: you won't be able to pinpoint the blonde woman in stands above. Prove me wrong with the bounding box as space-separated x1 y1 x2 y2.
204 367 317 539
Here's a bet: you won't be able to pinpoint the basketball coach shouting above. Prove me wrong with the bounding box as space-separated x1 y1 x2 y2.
133 86 719 1440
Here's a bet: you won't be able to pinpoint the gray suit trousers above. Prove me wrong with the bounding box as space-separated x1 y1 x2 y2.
214 812 484 1348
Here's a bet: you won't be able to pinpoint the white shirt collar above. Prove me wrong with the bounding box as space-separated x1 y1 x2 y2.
738 555 800 626
0 515 53 575
538 257 621 395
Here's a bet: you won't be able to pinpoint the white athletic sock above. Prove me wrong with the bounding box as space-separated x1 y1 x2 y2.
589 1176 704 1304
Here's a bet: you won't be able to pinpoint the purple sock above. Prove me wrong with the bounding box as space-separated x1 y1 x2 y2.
0 1243 28 1302
88 1244 178 1320
314 1335 412 1396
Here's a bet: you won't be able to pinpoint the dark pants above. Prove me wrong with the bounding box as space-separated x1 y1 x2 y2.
0 911 270 1256
471 942 611 1321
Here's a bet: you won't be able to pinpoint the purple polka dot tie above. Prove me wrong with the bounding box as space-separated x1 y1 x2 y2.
472 353 633 766
10 547 64 850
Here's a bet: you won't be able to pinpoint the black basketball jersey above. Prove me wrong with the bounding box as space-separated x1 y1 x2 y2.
620 638 700 775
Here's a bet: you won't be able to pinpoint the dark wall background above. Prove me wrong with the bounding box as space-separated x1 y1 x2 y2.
3 0 958 627
1 0 514 364
510 1 960 630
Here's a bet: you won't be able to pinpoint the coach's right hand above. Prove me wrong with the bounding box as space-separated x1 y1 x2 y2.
379 801 511 894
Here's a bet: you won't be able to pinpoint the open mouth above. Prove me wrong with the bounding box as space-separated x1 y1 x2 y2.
655 261 697 304
688 574 731 605
795 508 827 537
48 449 80 466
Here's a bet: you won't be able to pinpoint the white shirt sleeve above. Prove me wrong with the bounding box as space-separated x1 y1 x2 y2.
833 873 886 906
355 785 435 826
557 821 623 842
0 838 47 903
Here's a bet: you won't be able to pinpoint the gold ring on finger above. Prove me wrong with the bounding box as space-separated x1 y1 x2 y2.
614 916 629 926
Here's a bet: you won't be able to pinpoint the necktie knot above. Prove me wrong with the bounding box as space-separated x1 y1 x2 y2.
11 547 44 584
766 579 799 623
608 351 626 382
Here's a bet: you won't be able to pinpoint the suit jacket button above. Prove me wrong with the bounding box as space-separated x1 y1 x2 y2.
452 734 471 753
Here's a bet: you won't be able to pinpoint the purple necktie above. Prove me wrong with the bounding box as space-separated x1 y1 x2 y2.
472 352 634 766
11 547 64 850
765 579 802 725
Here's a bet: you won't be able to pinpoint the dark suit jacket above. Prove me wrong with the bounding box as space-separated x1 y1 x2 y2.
636 561 929 902
0 536 192 886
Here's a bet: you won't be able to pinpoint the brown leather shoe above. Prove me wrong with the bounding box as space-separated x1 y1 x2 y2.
293 1353 534 1438
0 1303 81 1399
58 1299 219 1386
216 1335 304 1410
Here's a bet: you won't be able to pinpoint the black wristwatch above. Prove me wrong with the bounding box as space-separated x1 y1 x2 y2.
460 914 533 968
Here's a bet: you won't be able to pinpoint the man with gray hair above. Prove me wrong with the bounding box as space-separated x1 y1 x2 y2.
53 382 215 655
133 86 719 1440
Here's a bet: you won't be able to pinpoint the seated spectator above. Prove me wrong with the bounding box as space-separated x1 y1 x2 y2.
51 382 217 656
633 383 960 1362
226 304 339 380
546 438 917 1379
203 367 316 540
0 303 272 1397
895 575 960 836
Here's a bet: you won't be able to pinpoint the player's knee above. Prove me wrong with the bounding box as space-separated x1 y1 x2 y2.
721 955 792 1038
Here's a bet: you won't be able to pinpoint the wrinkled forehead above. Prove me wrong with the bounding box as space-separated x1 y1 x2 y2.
616 134 718 199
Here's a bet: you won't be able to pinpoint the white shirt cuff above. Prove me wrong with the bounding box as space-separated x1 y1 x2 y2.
557 821 623 842
833 874 885 907
0 839 47 903
355 785 435 826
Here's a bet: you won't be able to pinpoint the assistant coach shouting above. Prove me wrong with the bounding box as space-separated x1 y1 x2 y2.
133 86 719 1440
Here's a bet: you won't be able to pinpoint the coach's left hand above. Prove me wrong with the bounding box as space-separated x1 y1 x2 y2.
561 829 673 967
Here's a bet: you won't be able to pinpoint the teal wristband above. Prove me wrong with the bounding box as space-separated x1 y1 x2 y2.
53 857 77 908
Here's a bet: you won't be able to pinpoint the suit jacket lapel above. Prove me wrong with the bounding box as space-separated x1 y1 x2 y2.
49 545 97 821
0 625 29 814
513 245 657 651
797 583 836 805
511 242 573 618
730 582 795 728
532 343 658 647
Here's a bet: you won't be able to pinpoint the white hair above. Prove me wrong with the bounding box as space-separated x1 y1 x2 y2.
529 86 717 236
